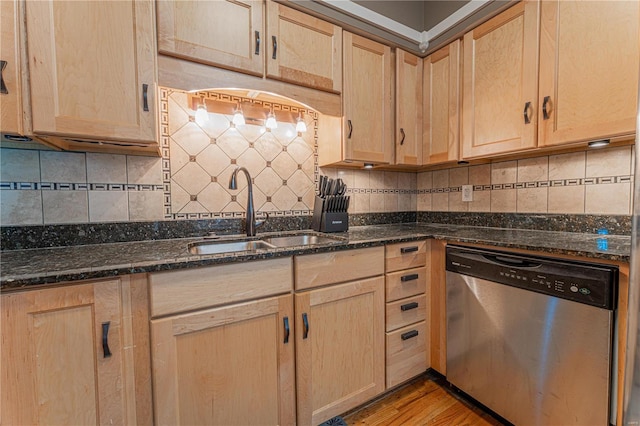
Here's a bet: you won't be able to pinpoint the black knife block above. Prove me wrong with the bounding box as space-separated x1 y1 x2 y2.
311 195 348 233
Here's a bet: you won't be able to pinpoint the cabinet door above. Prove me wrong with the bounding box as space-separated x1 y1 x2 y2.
267 1 342 93
343 32 393 164
462 1 539 159
26 0 157 143
157 0 263 76
296 276 385 425
151 295 295 425
538 0 639 147
1 280 144 425
423 40 460 165
395 49 423 166
0 0 24 136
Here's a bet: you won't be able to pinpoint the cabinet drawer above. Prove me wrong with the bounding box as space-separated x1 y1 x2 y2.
385 295 427 332
385 240 428 272
386 321 428 388
385 267 427 302
294 246 384 290
149 257 293 317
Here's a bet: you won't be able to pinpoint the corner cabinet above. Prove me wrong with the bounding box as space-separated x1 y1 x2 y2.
1 277 152 425
25 0 158 153
461 1 540 159
538 0 639 147
395 49 423 166
422 40 460 165
342 32 393 165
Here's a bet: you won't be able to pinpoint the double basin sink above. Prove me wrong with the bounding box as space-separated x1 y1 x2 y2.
188 232 347 255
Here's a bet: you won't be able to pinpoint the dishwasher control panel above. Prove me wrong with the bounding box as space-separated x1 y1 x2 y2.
446 245 618 310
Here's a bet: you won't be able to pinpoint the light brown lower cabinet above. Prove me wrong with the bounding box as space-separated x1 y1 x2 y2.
0 276 152 425
151 294 295 425
295 276 385 425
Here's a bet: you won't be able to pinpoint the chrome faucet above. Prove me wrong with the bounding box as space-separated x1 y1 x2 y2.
228 166 263 236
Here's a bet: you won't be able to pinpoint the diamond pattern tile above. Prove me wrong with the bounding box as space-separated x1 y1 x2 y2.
254 132 283 162
172 162 210 195
198 183 231 212
173 122 211 155
216 130 250 160
287 138 313 164
272 153 298 180
272 186 297 210
197 145 232 177
200 114 231 139
287 170 313 197
255 167 282 197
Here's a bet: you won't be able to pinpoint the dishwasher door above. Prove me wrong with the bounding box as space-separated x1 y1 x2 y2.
446 271 614 426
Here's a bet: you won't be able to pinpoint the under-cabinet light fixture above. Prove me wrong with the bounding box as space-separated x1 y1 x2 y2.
363 163 374 169
588 139 610 148
194 99 209 126
296 113 307 133
265 108 278 130
232 102 246 126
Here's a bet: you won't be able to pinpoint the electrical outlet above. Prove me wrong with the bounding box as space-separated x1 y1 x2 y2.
462 185 473 202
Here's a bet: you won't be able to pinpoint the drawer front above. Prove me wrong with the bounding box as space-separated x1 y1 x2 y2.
386 321 428 388
385 294 427 332
385 267 427 302
385 240 428 273
294 246 385 290
149 257 293 317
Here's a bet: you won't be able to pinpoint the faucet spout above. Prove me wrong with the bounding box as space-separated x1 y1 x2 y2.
229 167 257 236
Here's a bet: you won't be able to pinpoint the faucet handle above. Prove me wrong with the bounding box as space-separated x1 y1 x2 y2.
256 211 270 230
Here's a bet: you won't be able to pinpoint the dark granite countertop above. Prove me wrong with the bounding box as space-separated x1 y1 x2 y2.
0 223 630 291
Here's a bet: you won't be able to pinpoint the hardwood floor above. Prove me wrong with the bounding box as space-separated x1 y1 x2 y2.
342 372 505 426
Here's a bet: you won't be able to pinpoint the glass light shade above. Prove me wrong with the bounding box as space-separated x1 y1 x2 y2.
195 104 209 126
295 117 307 133
363 163 374 169
265 113 277 130
232 110 245 126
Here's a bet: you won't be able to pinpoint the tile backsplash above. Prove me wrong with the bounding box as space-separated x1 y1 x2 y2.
0 87 634 226
417 146 635 215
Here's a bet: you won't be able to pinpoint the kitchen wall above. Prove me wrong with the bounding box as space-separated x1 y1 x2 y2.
0 89 416 226
417 146 635 215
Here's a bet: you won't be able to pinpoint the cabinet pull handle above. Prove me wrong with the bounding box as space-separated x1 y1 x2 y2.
542 96 551 120
142 84 149 112
401 302 419 311
401 330 419 340
302 313 309 339
102 322 112 358
0 60 7 94
523 101 532 124
255 31 261 55
347 120 353 139
400 246 419 254
283 316 290 344
272 36 277 60
401 273 419 282
400 128 406 145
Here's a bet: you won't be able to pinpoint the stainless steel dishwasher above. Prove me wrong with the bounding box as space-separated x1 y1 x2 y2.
446 245 618 426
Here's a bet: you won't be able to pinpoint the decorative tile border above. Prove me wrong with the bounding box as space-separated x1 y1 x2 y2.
0 182 164 191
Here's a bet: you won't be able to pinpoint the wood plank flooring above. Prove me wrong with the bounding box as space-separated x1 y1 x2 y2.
342 373 505 426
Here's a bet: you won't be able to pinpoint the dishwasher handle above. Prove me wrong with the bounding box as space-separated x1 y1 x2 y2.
482 254 542 269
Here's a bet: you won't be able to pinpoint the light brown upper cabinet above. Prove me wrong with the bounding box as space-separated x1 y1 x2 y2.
157 0 264 76
1 0 25 137
538 0 639 147
266 2 342 93
25 0 158 153
422 40 461 165
158 0 342 93
461 1 540 159
395 50 423 166
342 32 393 164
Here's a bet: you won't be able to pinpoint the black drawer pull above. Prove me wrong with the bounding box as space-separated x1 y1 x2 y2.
400 246 419 254
401 273 419 282
401 330 419 340
0 60 7 94
272 36 277 59
102 321 112 358
401 302 419 311
255 31 261 55
142 84 149 112
347 119 353 139
542 96 551 120
283 316 290 344
302 313 309 339
523 101 532 124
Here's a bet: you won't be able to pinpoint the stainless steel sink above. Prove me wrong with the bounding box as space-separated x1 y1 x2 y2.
260 233 345 248
188 239 275 255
